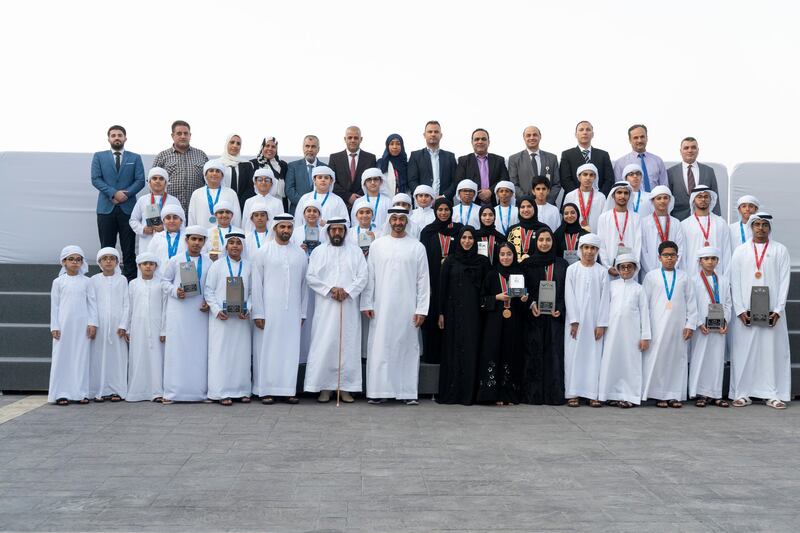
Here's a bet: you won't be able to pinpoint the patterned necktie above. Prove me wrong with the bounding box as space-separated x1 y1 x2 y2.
638 153 651 192
581 149 590 163
687 164 696 192
114 151 121 171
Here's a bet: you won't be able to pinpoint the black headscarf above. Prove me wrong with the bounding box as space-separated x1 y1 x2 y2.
553 202 588 254
515 195 546 231
378 133 408 193
449 226 485 266
527 227 558 267
420 197 462 242
475 205 505 241
495 242 523 278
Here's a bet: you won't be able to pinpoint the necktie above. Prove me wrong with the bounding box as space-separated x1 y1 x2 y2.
349 153 357 181
581 149 590 163
530 152 539 176
231 166 238 192
307 164 314 188
114 151 121 171
687 164 696 193
638 153 651 192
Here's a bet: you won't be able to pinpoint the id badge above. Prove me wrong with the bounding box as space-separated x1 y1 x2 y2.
563 250 579 265
508 274 527 298
477 241 489 258
538 280 556 314
705 303 725 330
179 261 199 297
225 276 244 314
750 286 770 327
143 203 162 227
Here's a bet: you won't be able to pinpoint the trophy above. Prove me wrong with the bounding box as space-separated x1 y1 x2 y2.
358 230 374 254
750 286 770 327
179 261 200 297
143 203 162 227
477 241 489 258
538 281 556 315
705 303 725 330
304 226 321 255
224 276 245 314
508 274 527 298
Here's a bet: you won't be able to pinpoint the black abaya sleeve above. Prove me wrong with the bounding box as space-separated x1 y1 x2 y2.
480 271 498 311
438 258 453 319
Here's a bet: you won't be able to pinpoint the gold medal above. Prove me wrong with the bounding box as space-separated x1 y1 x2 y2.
665 302 672 310
755 271 762 279
581 225 590 232
520 254 529 261
502 308 512 318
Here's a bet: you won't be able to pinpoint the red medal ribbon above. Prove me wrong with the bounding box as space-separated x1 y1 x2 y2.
694 214 711 243
753 240 769 275
546 264 554 282
565 233 578 251
520 228 534 254
483 235 496 263
151 192 167 205
653 213 670 242
578 190 594 225
700 272 719 304
613 210 629 245
498 273 511 311
438 233 451 260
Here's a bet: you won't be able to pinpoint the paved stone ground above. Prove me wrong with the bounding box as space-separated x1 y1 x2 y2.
1 396 799 532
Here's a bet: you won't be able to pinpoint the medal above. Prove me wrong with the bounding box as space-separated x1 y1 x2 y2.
206 186 221 221
613 209 629 247
565 233 578 252
502 309 512 318
701 272 720 304
753 240 769 280
498 274 512 318
209 216 216 224
520 227 534 258
438 232 452 263
653 213 670 242
666 302 672 310
661 267 676 311
694 213 711 247
578 189 594 232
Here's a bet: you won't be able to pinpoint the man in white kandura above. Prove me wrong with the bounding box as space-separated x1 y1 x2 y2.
304 218 369 403
729 212 791 409
361 207 430 405
251 213 309 405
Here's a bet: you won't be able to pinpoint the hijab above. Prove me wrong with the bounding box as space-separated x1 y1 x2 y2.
420 197 462 242
553 202 587 254
495 242 522 278
515 195 546 231
219 134 247 167
449 226 485 267
255 136 283 174
378 133 408 192
527 227 558 267
475 205 505 241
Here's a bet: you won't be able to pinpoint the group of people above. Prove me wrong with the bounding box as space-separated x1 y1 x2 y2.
51 120 790 409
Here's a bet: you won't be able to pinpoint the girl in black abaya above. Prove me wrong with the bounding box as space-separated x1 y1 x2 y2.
552 202 588 265
506 195 547 263
437 226 490 405
419 198 462 363
520 227 568 405
474 206 506 266
477 242 529 405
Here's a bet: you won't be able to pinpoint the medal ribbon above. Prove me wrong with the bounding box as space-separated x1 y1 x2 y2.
613 210 629 245
753 240 769 275
739 221 746 244
368 194 380 223
564 233 578 251
460 203 474 225
438 233 451 260
520 228 534 254
694 214 711 242
661 267 676 302
206 186 221 216
226 255 243 278
166 231 180 258
700 272 719 304
150 192 167 208
653 213 670 242
313 190 330 206
546 263 554 282
484 235 496 260
498 273 511 311
217 225 231 249
501 205 511 234
185 251 203 291
578 190 593 225
633 190 641 213
254 231 264 249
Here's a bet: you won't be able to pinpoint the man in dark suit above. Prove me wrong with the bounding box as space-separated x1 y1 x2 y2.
667 137 721 220
508 126 561 203
407 120 457 199
285 135 326 214
90 125 145 280
455 128 509 206
328 126 377 208
559 120 615 197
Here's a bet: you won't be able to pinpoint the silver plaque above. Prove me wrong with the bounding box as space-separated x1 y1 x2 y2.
224 276 244 314
705 303 725 330
750 286 770 327
143 203 162 227
508 274 527 298
179 261 199 297
538 280 556 314
563 250 579 265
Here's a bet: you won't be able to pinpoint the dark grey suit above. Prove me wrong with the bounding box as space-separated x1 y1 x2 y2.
667 162 721 220
508 149 560 203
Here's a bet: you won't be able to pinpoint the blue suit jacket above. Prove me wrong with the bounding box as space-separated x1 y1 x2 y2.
285 158 326 214
407 148 457 199
91 150 145 215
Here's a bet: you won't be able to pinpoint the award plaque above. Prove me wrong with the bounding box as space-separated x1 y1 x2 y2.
750 286 770 327
705 303 725 330
179 261 199 296
224 276 244 314
563 250 579 265
477 241 489 258
616 245 632 257
304 226 321 254
508 274 527 298
143 203 162 227
358 230 374 252
538 281 556 315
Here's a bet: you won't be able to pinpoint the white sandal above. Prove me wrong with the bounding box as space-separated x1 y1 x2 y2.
766 399 787 410
732 397 752 407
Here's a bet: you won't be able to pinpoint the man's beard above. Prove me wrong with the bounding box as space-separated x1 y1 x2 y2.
330 235 344 246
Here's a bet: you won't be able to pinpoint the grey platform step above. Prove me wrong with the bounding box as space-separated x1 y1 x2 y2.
789 271 800 300
0 357 51 391
0 324 51 357
0 264 100 292
0 293 50 324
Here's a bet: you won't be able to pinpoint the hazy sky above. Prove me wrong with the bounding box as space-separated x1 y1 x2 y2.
3 0 798 170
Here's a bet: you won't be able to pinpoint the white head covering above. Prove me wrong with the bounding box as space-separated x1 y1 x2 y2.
96 247 122 274
413 185 435 206
219 134 247 167
242 200 272 233
312 166 335 179
696 246 721 259
454 179 478 205
746 211 773 230
649 185 675 214
578 233 601 248
382 207 410 234
393 193 413 207
493 180 516 205
302 198 323 218
269 213 295 241
360 167 385 195
622 163 643 179
604 181 633 211
614 253 639 271
253 167 275 183
736 195 760 208
352 197 374 215
689 184 718 213
136 252 159 265
213 200 235 215
224 231 247 254
147 167 170 184
203 160 226 184
575 163 599 190
59 245 88 276
184 225 208 238
160 203 185 221
326 217 349 231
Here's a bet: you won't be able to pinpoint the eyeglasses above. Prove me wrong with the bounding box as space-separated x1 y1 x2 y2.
660 253 678 258
64 256 83 263
618 264 635 270
254 177 272 182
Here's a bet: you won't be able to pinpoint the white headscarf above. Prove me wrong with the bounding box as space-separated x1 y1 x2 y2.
614 252 639 272
160 203 186 230
59 245 88 276
413 185 435 207
219 134 248 167
604 181 633 211
746 211 773 231
242 200 272 234
454 179 478 205
147 167 170 184
578 233 601 248
696 246 721 259
96 247 122 275
688 184 718 214
381 207 410 235
736 195 760 208
268 214 295 242
203 160 226 185
493 180 516 206
392 192 413 207
575 163 600 190
649 185 675 214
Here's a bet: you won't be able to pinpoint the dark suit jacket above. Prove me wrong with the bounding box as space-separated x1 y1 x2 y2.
231 162 254 211
328 149 378 204
407 148 457 198
559 146 615 197
508 149 560 203
91 149 145 215
455 153 509 206
667 162 721 220
245 158 287 210
285 158 327 215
